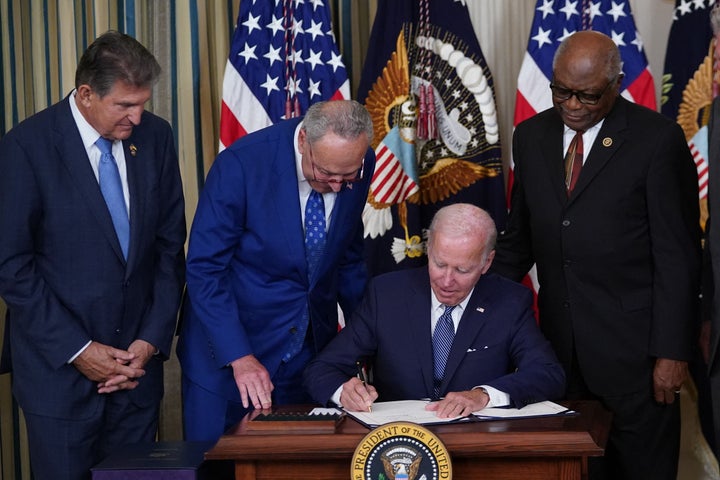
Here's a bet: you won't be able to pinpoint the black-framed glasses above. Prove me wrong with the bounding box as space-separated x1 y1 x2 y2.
308 144 364 186
549 76 618 105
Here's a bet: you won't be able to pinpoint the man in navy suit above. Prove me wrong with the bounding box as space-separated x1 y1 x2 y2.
492 31 700 480
0 31 186 480
177 100 375 441
304 204 565 417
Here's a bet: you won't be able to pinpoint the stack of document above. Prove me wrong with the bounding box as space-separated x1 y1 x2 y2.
344 399 574 428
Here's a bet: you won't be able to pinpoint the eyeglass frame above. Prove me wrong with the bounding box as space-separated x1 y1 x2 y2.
306 142 365 186
549 75 620 105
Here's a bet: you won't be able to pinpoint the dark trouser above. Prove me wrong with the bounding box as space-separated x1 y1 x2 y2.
567 356 680 480
24 392 159 480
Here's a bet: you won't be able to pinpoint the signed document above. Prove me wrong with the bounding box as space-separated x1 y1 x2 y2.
344 400 574 428
344 400 466 427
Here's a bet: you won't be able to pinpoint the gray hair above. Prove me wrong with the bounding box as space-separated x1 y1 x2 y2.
302 100 374 145
75 30 161 97
553 30 622 82
427 203 497 257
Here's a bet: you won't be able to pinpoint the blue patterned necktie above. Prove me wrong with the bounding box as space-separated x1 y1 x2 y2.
96 137 129 259
433 304 456 398
284 189 327 361
304 189 326 277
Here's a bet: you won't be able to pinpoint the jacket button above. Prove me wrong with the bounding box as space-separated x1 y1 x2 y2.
290 327 297 334
562 219 571 227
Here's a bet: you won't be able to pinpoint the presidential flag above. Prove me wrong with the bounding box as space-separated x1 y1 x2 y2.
358 0 506 277
219 0 350 150
661 0 715 226
512 0 655 297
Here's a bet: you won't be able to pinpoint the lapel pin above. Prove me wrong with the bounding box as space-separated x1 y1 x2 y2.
602 137 612 147
476 306 485 313
129 144 138 156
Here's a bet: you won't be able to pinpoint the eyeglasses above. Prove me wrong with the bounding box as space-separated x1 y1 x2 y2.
549 76 618 105
307 144 364 187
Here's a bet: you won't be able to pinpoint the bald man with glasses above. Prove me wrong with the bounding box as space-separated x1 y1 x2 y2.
177 100 376 441
492 31 700 480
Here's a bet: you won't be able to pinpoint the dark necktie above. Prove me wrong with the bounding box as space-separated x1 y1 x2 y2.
96 137 129 259
433 304 456 398
564 130 584 195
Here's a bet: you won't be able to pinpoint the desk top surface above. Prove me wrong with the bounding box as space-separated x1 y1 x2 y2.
206 400 611 461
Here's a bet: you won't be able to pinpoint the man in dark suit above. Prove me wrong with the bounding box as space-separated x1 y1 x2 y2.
492 31 700 480
177 100 376 441
304 204 565 417
0 31 186 480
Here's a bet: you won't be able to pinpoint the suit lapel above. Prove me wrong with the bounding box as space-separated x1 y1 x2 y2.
270 130 307 284
537 116 568 205
124 137 146 273
441 280 490 393
567 99 627 203
406 271 436 397
53 98 127 264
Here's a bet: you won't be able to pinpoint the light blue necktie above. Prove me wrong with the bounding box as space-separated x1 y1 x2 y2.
433 304 456 398
284 189 327 361
96 137 130 259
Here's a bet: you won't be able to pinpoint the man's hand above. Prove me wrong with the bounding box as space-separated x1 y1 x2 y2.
73 341 145 392
98 339 157 394
230 354 274 410
339 377 378 412
653 358 688 405
425 389 489 418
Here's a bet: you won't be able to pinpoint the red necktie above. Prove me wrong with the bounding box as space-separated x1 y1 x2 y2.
565 130 584 195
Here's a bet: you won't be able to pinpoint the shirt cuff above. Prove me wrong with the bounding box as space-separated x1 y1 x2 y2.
475 385 510 407
330 385 344 407
68 341 92 364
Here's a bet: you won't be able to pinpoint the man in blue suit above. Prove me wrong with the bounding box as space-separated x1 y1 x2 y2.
177 100 376 440
304 204 565 417
0 31 186 480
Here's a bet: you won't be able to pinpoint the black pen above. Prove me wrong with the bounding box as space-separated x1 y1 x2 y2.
355 360 372 412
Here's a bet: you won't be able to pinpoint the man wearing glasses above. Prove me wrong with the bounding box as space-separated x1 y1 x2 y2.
177 100 375 441
492 31 700 480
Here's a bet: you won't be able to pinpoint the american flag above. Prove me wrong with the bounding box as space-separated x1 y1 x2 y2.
513 0 655 297
515 0 655 137
660 0 715 209
219 0 350 150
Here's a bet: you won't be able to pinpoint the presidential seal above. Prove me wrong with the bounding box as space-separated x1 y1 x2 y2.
351 422 452 480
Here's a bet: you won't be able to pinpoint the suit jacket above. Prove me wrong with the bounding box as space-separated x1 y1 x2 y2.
0 95 186 418
709 98 720 371
303 268 566 408
177 117 376 400
493 96 701 396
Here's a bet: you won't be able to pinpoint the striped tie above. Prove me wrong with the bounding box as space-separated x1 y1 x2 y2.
433 304 456 398
564 130 584 195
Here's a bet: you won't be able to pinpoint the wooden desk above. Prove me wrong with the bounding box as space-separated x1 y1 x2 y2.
206 401 610 480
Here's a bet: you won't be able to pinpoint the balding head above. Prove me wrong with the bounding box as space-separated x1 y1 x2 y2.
551 31 623 132
426 204 497 306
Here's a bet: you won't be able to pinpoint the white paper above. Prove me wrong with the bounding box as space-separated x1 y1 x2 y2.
473 400 572 419
344 400 467 427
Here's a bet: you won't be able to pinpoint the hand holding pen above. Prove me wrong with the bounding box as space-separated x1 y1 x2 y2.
339 362 378 412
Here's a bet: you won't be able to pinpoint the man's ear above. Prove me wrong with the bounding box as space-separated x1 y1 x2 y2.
481 250 496 274
75 84 94 107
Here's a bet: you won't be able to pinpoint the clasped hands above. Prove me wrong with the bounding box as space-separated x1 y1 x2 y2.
72 339 156 393
340 377 490 419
